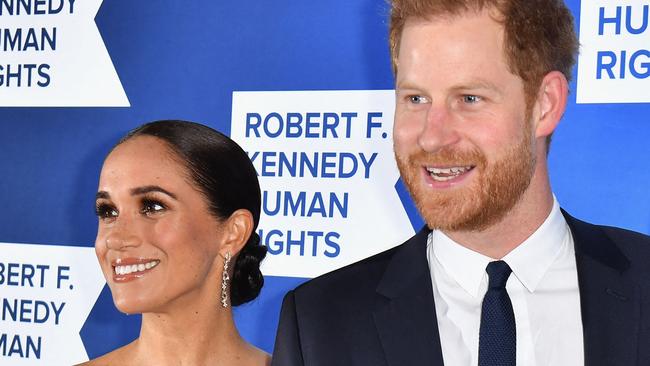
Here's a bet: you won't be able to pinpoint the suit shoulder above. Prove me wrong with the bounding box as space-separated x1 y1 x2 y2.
600 225 650 242
570 214 650 274
565 211 650 255
293 226 432 297
293 243 401 298
599 224 650 255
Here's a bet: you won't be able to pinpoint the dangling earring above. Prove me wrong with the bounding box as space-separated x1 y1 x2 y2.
221 252 231 308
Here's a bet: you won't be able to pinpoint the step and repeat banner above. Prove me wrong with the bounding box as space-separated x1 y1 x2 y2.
1 0 649 364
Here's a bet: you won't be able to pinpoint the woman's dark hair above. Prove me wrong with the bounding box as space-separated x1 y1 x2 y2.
116 120 266 306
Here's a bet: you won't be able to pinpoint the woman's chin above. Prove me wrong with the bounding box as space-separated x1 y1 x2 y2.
112 295 151 315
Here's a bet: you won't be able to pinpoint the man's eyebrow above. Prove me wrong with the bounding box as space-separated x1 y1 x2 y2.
130 185 178 200
396 78 501 93
395 78 422 91
96 191 110 200
450 79 501 92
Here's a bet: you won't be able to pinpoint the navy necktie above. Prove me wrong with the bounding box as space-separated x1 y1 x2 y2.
478 260 516 366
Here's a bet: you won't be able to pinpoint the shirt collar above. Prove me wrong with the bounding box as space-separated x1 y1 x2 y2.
430 197 568 297
504 197 568 292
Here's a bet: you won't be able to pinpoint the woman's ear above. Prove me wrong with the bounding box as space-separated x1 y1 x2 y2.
219 209 254 258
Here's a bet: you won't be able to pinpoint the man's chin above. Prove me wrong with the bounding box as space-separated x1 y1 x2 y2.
416 183 529 233
413 192 472 229
419 205 484 232
422 211 502 233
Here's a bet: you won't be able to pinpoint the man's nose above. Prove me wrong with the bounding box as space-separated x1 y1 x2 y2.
417 104 460 152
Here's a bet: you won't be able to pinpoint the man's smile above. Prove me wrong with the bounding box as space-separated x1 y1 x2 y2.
425 165 475 182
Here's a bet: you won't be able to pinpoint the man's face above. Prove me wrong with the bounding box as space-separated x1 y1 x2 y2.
393 9 537 232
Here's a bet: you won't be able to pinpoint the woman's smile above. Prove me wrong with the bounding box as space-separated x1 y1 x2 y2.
112 258 161 282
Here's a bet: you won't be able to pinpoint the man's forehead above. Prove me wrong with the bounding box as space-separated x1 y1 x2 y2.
396 10 512 73
395 13 523 95
401 5 503 31
398 11 506 61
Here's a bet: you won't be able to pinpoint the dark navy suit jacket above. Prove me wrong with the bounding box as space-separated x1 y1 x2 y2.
271 211 650 365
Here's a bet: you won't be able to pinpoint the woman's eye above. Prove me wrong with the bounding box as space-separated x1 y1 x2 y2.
462 95 482 104
95 203 118 220
141 200 166 216
409 95 429 104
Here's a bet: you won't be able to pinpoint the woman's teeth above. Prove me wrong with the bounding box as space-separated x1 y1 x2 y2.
114 260 159 275
426 166 473 181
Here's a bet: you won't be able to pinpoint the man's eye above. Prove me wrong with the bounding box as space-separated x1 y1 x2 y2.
409 95 429 104
141 199 166 216
462 95 482 104
95 203 118 220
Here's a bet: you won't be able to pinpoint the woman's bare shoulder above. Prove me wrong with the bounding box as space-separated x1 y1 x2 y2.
263 353 272 366
248 344 272 366
75 342 135 366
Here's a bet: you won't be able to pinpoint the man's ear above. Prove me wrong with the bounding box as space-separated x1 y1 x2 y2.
219 209 254 258
533 71 569 139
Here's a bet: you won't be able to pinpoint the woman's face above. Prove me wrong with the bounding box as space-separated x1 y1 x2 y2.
95 136 224 314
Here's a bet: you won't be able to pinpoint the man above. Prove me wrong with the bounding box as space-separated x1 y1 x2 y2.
271 0 650 365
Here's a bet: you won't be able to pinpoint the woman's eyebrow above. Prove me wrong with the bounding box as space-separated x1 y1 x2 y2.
130 185 178 200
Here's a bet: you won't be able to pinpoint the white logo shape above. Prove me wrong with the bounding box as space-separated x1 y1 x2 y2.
0 0 129 106
577 0 650 103
231 90 414 278
0 243 105 365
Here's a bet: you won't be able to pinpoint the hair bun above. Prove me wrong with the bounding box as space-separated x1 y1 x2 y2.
231 233 267 306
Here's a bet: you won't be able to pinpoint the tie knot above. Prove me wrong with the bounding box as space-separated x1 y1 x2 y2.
486 260 512 289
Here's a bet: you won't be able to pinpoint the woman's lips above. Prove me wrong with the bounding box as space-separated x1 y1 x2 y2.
111 258 160 282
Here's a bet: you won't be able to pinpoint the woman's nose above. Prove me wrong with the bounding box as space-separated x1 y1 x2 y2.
104 222 142 250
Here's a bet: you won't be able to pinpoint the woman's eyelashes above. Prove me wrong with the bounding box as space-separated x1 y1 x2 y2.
140 198 166 216
95 196 168 221
95 202 118 221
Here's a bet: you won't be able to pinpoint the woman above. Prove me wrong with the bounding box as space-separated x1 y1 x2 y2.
81 120 270 365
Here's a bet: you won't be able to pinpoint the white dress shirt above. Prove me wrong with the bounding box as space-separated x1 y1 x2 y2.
426 198 584 365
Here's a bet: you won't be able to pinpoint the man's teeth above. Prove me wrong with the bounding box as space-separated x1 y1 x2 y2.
114 260 159 275
426 166 472 181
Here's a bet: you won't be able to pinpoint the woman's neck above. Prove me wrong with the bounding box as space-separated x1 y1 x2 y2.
137 306 241 364
124 288 267 366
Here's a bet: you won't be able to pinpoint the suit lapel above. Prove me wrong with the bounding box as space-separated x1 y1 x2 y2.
564 211 640 366
372 227 445 366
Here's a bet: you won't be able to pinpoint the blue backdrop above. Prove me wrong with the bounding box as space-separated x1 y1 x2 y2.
1 0 648 360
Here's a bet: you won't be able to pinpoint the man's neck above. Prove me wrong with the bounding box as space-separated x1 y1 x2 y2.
443 172 554 259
